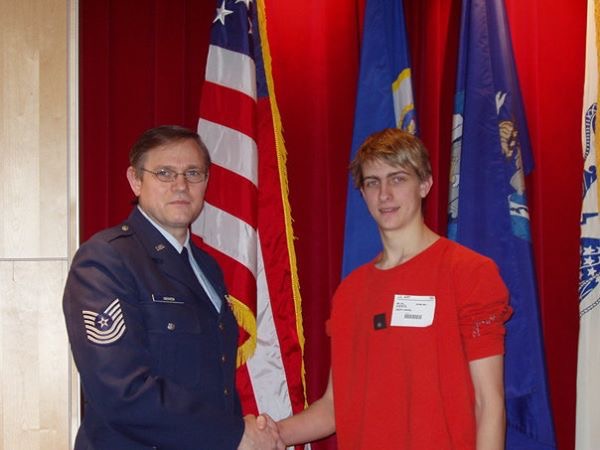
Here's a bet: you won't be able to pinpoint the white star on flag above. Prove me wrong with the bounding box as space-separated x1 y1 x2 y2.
214 0 234 25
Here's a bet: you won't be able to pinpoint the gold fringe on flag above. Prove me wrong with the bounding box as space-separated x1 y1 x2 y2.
256 0 308 407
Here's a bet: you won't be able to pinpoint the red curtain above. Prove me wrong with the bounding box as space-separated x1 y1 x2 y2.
80 1 583 449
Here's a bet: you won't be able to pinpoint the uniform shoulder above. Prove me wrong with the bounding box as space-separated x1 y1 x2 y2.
85 221 135 245
76 222 137 260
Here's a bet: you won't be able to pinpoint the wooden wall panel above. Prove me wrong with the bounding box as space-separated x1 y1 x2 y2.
0 0 76 448
0 261 70 449
0 0 68 260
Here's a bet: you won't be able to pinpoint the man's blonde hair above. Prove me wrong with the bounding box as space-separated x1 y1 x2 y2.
349 128 432 188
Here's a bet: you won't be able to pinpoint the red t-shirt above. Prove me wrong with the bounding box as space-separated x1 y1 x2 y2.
329 238 511 449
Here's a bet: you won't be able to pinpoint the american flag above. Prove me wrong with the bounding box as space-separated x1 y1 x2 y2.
192 0 307 423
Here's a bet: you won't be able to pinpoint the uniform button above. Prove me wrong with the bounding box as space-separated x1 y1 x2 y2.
221 355 226 363
218 322 225 331
224 387 230 396
121 224 129 231
167 322 176 331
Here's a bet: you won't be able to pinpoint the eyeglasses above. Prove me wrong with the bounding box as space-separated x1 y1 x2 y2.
140 168 208 183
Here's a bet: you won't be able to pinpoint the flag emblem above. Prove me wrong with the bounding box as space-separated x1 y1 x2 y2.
580 101 600 316
580 238 600 310
82 298 126 345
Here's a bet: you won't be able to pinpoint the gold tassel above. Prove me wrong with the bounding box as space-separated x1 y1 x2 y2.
228 294 257 367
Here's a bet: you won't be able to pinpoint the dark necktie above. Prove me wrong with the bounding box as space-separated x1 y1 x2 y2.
180 246 193 268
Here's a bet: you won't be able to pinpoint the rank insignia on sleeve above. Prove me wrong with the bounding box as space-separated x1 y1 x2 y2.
82 298 126 345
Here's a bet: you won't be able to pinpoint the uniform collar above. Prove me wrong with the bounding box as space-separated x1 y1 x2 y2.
136 205 189 254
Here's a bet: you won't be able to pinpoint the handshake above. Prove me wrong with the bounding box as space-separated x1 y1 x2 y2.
237 413 286 450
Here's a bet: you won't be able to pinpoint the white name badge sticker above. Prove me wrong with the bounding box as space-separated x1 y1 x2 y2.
390 295 436 327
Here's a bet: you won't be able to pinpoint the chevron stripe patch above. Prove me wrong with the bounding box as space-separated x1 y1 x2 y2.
82 298 126 345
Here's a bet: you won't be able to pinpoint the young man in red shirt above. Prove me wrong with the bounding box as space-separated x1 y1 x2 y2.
277 128 511 449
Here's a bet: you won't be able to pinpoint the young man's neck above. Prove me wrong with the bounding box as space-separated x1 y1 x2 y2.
377 224 439 269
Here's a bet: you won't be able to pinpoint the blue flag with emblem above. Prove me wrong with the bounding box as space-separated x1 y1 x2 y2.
448 0 556 447
342 0 417 277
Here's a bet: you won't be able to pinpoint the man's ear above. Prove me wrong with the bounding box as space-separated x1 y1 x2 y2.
126 166 142 197
420 175 433 198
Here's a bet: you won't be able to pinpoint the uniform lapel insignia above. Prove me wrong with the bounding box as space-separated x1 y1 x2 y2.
154 243 166 252
82 298 126 345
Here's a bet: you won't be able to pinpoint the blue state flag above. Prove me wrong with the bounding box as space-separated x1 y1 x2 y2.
448 0 556 448
342 0 416 277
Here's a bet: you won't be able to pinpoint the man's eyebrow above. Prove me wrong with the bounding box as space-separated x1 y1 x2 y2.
363 170 409 179
154 164 203 169
389 168 411 175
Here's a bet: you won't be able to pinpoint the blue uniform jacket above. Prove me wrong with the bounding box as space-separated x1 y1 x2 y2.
63 208 244 449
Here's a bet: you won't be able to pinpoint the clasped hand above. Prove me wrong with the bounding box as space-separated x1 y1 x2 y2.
237 413 285 450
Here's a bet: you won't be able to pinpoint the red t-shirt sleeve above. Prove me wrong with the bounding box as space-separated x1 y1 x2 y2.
455 256 512 361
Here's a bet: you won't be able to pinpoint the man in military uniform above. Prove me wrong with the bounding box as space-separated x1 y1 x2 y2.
63 125 282 449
